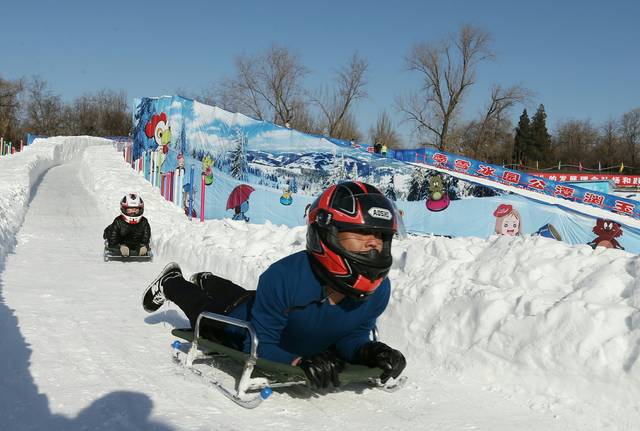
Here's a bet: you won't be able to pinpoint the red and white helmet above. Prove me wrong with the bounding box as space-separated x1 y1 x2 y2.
120 193 144 224
306 181 401 299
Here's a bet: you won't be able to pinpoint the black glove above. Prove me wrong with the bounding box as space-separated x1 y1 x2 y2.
299 350 345 389
357 341 406 383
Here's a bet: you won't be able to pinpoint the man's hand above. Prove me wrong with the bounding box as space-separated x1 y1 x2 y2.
119 245 130 257
139 246 148 256
299 350 345 389
357 342 406 383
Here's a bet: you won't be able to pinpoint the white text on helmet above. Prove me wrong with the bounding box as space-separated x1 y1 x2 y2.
368 207 392 220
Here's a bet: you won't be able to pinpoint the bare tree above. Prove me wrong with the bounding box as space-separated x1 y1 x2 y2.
95 89 130 136
463 84 531 158
22 77 64 136
0 76 24 141
217 45 309 128
397 24 494 150
313 53 368 139
620 108 640 167
369 111 401 149
596 119 620 168
553 119 599 166
61 89 130 136
0 76 23 109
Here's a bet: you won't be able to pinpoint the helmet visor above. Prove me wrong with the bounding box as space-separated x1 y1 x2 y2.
125 207 142 216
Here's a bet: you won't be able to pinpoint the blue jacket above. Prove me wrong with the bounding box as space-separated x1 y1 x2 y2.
227 251 390 365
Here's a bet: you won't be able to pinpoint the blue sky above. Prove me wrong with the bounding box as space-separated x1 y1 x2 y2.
2 0 638 146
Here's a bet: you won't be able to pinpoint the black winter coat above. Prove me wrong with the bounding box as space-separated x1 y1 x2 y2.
104 216 151 248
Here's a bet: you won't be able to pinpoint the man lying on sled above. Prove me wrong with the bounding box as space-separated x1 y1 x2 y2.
142 181 406 389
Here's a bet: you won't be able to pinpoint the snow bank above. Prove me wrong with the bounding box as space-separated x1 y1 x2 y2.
5 136 640 421
77 138 640 406
0 137 111 265
388 233 640 414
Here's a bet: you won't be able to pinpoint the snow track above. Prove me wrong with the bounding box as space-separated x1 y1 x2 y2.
0 138 638 430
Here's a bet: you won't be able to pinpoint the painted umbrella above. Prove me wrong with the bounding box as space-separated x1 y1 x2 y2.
226 184 255 210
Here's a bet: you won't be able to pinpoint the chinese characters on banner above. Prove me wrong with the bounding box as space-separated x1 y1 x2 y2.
390 148 640 220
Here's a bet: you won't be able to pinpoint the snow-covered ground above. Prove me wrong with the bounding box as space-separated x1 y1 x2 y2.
1 137 639 430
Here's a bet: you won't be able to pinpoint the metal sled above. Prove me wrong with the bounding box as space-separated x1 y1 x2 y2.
171 312 406 409
103 241 153 262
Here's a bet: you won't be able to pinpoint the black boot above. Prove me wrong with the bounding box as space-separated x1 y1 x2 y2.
142 262 183 312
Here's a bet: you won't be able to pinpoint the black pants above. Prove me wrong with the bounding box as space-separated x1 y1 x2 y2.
163 273 252 339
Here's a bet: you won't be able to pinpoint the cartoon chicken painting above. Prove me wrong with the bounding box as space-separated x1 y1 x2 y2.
145 112 172 154
588 218 624 250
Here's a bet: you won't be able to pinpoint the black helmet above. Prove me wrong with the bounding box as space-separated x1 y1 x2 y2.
306 181 400 299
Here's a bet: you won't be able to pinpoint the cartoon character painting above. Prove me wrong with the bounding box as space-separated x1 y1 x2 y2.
493 204 522 236
280 184 293 206
177 153 185 173
426 175 450 212
233 200 250 222
145 112 171 154
202 155 214 186
588 218 624 250
182 182 197 218
227 184 255 222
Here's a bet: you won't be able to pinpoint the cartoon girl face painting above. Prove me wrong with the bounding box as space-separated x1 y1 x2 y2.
493 204 521 236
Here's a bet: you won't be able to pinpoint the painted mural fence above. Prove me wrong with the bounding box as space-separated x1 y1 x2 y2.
124 95 640 254
121 139 206 222
0 137 24 156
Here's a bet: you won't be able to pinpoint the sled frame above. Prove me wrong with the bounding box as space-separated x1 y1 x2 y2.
173 311 406 408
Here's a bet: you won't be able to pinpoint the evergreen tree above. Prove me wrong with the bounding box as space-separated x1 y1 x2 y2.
407 168 424 201
338 154 347 180
530 104 552 166
385 175 397 201
131 98 155 160
324 153 342 187
230 129 247 180
419 172 432 200
179 118 187 154
350 161 359 181
512 109 531 166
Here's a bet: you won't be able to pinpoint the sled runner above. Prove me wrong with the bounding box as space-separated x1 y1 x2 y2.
103 241 153 262
171 311 406 409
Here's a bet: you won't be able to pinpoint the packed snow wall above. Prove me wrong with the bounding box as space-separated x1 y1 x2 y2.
131 95 640 253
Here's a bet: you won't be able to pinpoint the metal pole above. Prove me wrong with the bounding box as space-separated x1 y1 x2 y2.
200 174 205 222
189 166 194 221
